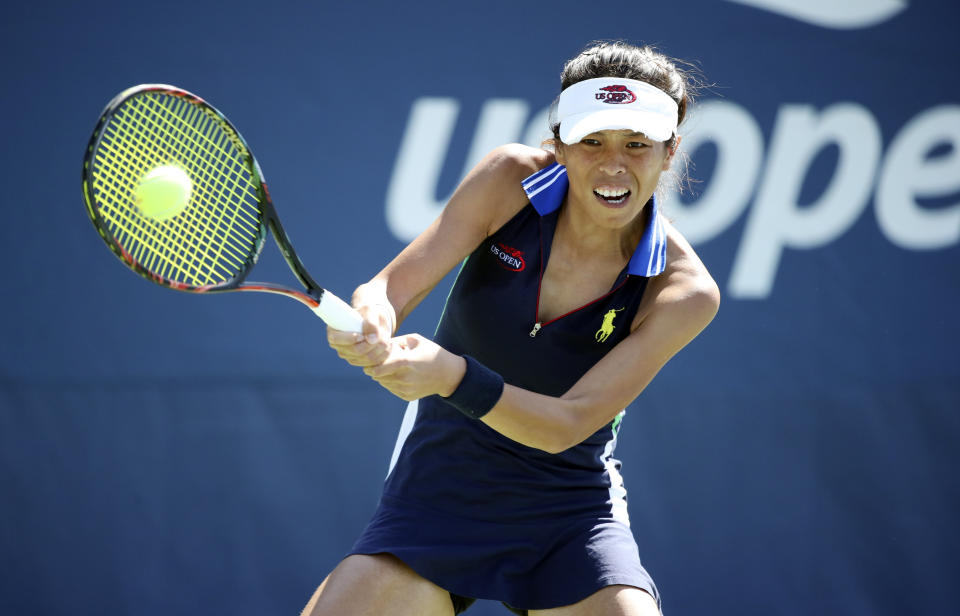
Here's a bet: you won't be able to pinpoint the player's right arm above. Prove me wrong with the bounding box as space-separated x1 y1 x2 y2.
327 144 553 367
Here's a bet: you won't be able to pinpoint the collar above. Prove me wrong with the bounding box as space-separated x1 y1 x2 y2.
520 162 667 277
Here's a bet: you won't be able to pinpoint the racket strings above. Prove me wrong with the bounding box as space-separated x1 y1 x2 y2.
97 110 227 282
96 103 252 285
115 99 254 278
91 91 263 286
115 94 259 280
112 94 258 283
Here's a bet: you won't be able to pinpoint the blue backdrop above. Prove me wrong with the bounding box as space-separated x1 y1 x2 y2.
2 1 958 614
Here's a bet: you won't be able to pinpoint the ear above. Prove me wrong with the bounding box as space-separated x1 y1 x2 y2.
554 140 567 166
661 136 681 171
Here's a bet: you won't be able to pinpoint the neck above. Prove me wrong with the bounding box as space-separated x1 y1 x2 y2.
555 199 650 263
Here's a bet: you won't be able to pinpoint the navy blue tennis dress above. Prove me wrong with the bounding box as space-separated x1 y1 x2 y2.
350 162 669 613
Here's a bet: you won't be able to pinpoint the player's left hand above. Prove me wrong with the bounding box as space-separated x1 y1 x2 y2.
363 334 466 401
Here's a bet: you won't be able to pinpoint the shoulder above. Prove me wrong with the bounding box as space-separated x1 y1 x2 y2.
480 143 556 179
467 144 555 200
634 217 720 333
454 144 556 236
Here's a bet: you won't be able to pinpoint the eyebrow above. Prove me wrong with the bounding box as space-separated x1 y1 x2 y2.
583 130 652 140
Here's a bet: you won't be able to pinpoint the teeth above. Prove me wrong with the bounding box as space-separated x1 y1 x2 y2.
595 187 629 198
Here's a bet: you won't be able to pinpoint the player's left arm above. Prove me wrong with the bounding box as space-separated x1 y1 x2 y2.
486 274 719 453
485 223 719 453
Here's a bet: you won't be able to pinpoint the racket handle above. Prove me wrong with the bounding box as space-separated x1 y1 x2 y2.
314 290 365 333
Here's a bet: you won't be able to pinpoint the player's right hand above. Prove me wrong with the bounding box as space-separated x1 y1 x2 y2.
326 302 393 368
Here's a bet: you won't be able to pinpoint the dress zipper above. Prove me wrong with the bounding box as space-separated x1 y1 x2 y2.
531 277 629 339
530 216 629 338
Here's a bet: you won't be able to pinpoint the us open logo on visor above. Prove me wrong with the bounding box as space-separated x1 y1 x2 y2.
490 243 525 272
596 85 637 104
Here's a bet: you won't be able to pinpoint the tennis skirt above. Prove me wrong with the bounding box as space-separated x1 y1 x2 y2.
349 492 660 612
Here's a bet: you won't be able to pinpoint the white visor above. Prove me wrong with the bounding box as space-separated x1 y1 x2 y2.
557 77 679 144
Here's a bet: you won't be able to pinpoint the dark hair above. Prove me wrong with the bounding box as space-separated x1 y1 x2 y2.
551 40 703 191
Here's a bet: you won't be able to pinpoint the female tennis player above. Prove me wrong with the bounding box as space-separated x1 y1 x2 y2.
307 41 719 616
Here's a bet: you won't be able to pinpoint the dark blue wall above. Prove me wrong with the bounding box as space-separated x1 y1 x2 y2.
2 1 958 615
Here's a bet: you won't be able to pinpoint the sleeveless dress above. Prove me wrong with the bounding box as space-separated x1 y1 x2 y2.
350 162 669 612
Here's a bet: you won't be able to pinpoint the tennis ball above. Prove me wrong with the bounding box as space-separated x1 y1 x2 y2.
135 164 192 220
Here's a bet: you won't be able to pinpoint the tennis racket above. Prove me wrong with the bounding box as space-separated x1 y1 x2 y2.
82 84 363 332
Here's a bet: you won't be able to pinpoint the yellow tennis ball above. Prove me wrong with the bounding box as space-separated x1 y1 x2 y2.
135 165 192 220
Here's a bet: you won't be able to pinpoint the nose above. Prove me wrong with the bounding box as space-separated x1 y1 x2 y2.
598 148 627 175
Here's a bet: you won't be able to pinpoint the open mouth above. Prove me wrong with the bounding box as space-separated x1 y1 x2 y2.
594 187 631 205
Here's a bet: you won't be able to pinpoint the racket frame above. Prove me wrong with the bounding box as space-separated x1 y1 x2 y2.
82 84 332 312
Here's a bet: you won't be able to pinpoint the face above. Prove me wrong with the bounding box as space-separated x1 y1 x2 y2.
555 129 677 231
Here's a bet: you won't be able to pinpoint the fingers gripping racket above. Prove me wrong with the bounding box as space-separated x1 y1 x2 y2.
82 84 363 332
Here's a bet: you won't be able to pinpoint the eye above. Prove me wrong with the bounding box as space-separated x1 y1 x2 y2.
580 138 601 146
627 141 650 149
